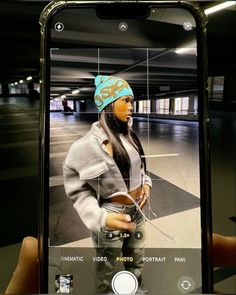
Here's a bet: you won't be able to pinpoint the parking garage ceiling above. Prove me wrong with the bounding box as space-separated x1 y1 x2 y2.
0 1 235 89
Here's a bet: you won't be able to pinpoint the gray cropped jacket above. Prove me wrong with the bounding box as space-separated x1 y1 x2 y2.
63 121 152 233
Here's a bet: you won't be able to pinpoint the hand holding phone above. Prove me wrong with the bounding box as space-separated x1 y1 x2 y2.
5 237 38 294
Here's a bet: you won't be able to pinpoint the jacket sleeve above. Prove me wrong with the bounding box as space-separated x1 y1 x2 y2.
141 166 152 188
63 163 107 233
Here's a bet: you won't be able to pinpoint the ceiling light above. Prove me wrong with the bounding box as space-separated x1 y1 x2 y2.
14 82 18 85
26 76 33 81
72 89 80 95
50 93 60 96
175 48 191 54
19 80 24 84
204 1 236 15
175 41 197 55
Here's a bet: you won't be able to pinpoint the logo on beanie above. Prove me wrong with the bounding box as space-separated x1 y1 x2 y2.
94 75 133 111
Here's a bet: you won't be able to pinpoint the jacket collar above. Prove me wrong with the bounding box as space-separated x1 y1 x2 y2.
91 121 109 144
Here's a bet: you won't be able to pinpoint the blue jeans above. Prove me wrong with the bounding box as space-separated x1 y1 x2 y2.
91 202 146 294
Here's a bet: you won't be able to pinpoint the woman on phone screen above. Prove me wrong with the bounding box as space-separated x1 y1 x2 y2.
63 75 152 294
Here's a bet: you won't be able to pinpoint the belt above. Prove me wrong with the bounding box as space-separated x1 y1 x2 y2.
108 195 136 205
108 187 144 206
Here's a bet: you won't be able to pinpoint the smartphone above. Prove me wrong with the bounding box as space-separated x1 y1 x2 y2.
39 1 212 294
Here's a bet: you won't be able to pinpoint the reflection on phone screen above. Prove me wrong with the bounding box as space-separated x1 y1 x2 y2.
46 5 204 294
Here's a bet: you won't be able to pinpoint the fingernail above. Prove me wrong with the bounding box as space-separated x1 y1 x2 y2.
125 214 131 222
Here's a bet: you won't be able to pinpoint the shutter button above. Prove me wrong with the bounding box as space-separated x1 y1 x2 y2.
111 271 138 294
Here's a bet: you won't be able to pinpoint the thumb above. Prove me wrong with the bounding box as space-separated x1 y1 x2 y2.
5 236 39 294
116 213 132 223
114 214 136 230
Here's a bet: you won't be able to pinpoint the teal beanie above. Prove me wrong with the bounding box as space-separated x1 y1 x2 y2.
94 75 133 112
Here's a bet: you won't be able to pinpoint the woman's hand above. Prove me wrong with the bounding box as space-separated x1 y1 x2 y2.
139 184 151 209
105 213 136 230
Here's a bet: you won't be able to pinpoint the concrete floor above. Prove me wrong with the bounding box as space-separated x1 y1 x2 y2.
49 112 201 248
0 97 235 293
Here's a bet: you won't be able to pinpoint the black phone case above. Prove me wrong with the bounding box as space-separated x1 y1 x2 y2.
39 1 212 293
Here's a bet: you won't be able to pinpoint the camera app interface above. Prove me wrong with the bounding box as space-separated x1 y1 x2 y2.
48 6 202 294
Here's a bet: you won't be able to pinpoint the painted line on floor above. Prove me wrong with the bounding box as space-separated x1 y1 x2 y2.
142 153 179 158
50 133 80 138
50 140 75 145
50 175 64 187
50 152 67 158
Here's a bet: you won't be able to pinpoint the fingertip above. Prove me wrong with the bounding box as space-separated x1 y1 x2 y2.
22 236 38 252
5 236 39 294
126 222 136 231
18 236 38 268
125 214 131 222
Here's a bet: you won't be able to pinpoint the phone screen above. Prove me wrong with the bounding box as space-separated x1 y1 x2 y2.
40 2 211 294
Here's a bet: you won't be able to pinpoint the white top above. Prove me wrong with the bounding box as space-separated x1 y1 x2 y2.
119 134 142 191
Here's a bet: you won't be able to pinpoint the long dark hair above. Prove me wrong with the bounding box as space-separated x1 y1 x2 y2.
99 104 146 190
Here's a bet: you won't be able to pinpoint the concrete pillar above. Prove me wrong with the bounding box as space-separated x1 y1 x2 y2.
136 100 139 113
75 101 80 113
73 100 76 112
27 81 34 93
170 98 175 115
151 99 156 113
1 81 9 97
188 95 196 115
